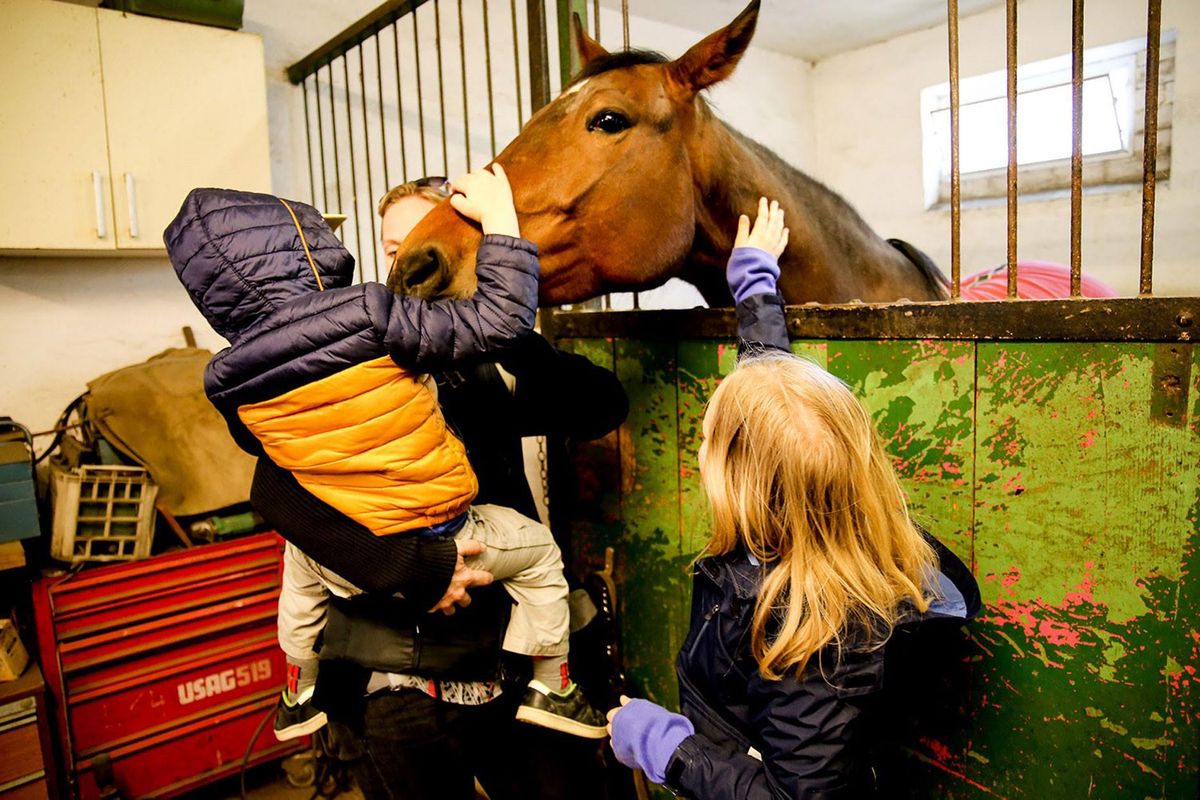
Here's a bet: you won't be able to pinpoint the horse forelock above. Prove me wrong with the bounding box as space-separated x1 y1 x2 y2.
567 49 671 87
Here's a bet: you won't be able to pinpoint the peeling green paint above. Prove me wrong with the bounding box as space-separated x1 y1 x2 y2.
559 337 1199 799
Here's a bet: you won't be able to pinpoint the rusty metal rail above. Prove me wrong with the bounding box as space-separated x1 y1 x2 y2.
945 0 1166 300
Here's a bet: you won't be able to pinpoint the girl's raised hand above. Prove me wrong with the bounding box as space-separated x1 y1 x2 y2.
735 197 789 259
449 163 520 238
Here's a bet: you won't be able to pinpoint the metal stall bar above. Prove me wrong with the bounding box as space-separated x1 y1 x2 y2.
392 22 409 181
947 0 961 299
1005 0 1017 298
1139 0 1162 297
303 77 316 205
528 0 552 111
511 0 525 127
1069 0 1084 297
328 65 343 212
343 56 363 281
458 0 472 170
375 33 390 189
557 0 587 86
622 0 636 308
359 47 381 281
413 8 430 176
314 69 329 211
593 0 599 40
482 0 498 156
434 0 450 174
287 0 432 83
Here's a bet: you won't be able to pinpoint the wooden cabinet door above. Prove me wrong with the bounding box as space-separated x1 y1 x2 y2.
0 0 115 252
97 10 271 251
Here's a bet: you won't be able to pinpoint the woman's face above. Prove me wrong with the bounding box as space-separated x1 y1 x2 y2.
381 195 438 263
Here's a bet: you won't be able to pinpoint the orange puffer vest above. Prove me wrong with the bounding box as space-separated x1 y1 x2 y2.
238 355 477 536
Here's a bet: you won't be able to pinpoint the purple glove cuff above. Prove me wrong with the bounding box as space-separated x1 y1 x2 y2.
727 247 781 305
610 699 695 784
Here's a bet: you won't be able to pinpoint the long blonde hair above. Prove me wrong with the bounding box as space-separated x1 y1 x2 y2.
700 352 937 681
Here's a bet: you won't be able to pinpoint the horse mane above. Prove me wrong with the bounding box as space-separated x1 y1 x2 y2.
569 49 670 85
724 127 949 299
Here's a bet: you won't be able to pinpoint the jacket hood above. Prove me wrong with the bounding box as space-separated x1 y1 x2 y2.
164 188 357 341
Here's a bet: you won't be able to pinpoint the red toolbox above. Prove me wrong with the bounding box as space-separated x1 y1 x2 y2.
31 533 303 799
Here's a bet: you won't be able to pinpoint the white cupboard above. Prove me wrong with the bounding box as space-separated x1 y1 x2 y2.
0 0 271 254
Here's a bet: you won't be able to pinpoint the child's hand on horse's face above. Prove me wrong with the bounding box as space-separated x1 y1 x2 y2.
449 163 521 238
735 197 789 259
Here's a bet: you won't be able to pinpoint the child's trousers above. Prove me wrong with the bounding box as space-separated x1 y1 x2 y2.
278 504 569 662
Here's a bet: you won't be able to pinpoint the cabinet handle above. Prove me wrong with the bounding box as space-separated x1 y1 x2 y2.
125 173 140 239
92 171 107 239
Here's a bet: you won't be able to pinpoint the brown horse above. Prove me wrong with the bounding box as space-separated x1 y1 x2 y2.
389 0 948 307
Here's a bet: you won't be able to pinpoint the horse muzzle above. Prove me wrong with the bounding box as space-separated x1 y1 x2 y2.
387 244 456 299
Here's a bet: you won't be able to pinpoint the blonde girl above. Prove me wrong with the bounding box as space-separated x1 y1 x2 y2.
607 199 979 798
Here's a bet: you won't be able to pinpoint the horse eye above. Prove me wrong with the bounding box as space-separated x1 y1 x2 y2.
587 110 631 134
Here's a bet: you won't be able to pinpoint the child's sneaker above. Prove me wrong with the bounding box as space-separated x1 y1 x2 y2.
273 689 327 741
515 680 608 739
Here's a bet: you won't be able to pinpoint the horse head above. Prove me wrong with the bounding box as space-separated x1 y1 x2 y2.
389 1 762 304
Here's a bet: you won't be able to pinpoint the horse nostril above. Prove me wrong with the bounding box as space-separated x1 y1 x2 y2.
393 246 449 298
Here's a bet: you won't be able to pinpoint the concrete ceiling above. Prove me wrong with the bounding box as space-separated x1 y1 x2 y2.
241 0 1006 75
602 0 1005 62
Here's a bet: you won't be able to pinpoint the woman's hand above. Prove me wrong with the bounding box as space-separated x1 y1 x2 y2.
449 163 520 237
607 695 695 785
735 197 788 258
727 197 786 304
427 539 495 615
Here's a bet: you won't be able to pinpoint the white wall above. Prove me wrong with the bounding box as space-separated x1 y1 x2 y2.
0 257 228 434
809 0 1199 296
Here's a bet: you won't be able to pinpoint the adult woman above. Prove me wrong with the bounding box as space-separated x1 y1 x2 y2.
607 200 981 798
264 176 626 800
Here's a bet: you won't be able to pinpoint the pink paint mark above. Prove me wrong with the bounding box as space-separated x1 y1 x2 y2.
1063 568 1097 606
1080 429 1098 449
922 737 953 763
1038 619 1082 647
1002 474 1026 495
1001 567 1022 588
942 461 961 475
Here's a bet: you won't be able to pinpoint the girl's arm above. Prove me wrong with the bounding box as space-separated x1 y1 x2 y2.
381 164 540 374
728 198 790 355
611 649 884 799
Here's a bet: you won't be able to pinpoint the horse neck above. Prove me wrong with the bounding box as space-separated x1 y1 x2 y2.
686 113 940 304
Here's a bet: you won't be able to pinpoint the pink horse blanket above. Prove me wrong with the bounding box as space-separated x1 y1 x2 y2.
959 260 1118 300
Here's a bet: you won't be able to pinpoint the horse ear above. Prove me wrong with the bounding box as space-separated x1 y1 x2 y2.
668 0 760 95
572 12 608 67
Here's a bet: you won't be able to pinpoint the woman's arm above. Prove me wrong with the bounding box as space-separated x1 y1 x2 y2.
251 457 458 607
501 332 630 440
